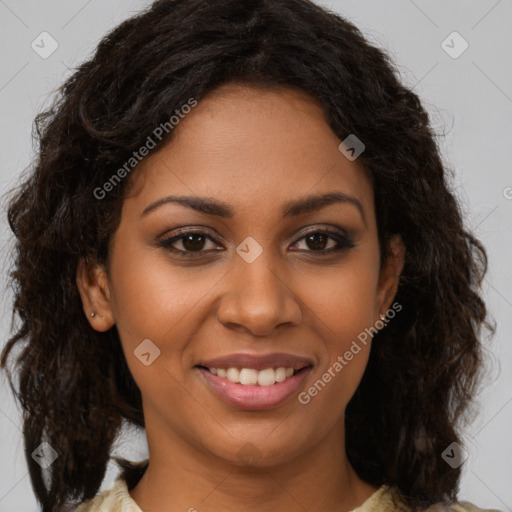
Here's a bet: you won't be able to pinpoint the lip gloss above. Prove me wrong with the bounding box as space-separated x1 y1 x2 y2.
197 366 312 410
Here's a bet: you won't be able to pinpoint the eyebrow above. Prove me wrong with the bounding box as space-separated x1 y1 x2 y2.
141 191 366 225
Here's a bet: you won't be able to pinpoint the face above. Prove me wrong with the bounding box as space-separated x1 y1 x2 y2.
77 84 404 468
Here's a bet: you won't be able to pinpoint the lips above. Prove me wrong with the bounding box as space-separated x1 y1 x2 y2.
196 352 314 372
195 352 314 410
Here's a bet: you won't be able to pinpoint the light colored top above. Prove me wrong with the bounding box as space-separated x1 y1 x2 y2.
75 470 502 512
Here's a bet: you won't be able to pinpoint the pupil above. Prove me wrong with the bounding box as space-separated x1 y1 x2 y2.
307 233 327 250
183 234 205 251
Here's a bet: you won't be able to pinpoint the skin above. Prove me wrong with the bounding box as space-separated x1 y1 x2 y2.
77 83 405 512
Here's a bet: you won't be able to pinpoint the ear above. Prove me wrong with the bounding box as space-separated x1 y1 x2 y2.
76 257 115 332
375 234 405 320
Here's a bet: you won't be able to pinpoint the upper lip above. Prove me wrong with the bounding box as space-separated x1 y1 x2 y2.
196 352 314 371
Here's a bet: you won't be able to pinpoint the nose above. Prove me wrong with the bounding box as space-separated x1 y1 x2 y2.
216 254 303 337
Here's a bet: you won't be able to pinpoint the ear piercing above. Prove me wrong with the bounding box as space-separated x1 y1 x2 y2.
90 312 97 318
380 313 386 322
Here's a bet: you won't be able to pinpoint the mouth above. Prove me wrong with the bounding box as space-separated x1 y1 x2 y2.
194 354 314 410
195 365 309 386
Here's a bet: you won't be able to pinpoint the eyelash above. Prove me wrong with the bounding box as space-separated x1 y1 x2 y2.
157 227 356 258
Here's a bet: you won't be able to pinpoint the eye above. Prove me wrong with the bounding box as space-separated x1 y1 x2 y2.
157 226 356 258
290 228 356 254
157 230 222 256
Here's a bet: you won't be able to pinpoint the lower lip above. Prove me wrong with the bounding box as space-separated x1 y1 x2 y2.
196 367 313 410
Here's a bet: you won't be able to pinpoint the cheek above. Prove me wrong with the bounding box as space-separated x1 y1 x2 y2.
294 265 378 421
108 241 214 341
311 284 375 372
106 240 220 397
296 250 380 396
298 249 381 340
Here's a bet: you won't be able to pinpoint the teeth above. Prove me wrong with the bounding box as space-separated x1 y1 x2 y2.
239 368 258 385
226 367 240 383
207 366 298 386
275 367 286 382
257 368 275 386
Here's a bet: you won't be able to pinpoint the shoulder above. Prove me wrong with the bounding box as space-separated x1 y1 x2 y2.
74 475 142 512
354 485 504 512
73 480 503 512
425 502 503 512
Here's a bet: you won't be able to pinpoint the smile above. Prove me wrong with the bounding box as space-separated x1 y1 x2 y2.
196 365 313 410
205 366 296 386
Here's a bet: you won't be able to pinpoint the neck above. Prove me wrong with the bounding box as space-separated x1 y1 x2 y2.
129 413 379 512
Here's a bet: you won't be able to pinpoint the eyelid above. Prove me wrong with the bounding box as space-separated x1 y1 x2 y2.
157 224 355 256
291 224 351 241
289 226 356 253
156 227 221 255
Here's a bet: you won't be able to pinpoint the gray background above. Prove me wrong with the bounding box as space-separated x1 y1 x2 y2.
1 1 511 510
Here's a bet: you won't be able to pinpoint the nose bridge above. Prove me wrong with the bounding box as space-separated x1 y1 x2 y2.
216 243 302 335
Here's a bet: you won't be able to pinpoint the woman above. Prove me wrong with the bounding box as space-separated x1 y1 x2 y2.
0 0 498 511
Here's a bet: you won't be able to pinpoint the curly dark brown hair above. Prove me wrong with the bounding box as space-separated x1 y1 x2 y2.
1 0 494 511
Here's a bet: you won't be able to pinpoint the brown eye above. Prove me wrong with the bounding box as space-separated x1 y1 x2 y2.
158 230 221 256
290 229 355 254
181 234 207 251
304 233 331 251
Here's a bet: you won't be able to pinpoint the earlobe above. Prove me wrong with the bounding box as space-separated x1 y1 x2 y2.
76 257 115 332
377 234 405 318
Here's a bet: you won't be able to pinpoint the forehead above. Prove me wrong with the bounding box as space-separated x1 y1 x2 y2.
125 83 374 221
